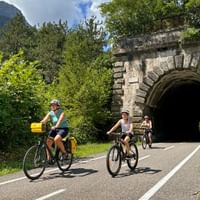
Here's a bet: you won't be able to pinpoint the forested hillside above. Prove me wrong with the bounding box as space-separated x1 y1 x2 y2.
0 1 22 27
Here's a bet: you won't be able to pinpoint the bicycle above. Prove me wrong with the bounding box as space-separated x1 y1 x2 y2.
141 128 152 149
23 122 77 180
106 132 139 177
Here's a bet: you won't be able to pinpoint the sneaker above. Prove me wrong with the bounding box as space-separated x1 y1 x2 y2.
60 153 68 161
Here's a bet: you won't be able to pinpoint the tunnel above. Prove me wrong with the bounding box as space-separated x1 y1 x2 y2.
153 81 200 141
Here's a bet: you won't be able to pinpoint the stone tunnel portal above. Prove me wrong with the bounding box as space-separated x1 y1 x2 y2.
152 80 200 141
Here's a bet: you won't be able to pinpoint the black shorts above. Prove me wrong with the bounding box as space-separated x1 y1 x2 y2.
121 132 133 139
48 128 68 138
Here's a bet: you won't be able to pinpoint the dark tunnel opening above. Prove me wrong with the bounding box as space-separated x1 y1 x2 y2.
153 82 200 142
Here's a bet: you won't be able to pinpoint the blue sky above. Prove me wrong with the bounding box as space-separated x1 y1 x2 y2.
3 0 110 27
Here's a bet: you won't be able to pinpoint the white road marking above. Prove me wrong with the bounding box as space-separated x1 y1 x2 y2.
122 155 150 167
35 189 66 200
79 155 106 164
138 144 200 200
0 177 26 186
163 145 175 151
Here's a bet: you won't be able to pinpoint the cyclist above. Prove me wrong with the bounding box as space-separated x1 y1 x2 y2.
41 99 69 163
140 115 153 148
107 109 134 157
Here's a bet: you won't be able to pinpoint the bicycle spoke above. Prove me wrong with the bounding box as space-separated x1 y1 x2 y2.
23 144 46 180
106 145 121 177
56 142 73 171
127 142 138 170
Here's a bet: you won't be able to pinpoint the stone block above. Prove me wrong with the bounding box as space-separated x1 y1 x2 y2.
113 89 124 95
153 66 164 76
167 56 175 70
113 67 124 73
113 72 123 78
148 71 159 82
143 77 154 86
113 83 122 89
114 61 124 67
175 54 184 69
128 77 139 83
135 95 145 104
160 61 169 72
190 53 200 69
136 89 147 98
139 83 150 92
183 54 192 69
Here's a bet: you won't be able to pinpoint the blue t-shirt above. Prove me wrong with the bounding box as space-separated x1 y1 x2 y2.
49 108 68 128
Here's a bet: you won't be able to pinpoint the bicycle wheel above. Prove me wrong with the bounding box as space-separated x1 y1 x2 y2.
106 145 121 177
127 142 139 170
56 142 73 171
141 135 147 149
23 144 46 180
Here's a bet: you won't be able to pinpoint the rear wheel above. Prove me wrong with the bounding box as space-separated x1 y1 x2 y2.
127 142 139 170
23 144 46 180
106 145 121 177
56 142 73 171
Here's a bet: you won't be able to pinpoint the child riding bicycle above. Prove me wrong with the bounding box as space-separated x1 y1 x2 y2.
107 109 134 157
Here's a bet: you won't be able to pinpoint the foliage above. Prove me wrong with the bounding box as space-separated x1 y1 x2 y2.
181 27 200 41
0 51 47 150
99 0 200 41
53 18 113 144
0 13 37 60
33 21 68 83
0 15 68 83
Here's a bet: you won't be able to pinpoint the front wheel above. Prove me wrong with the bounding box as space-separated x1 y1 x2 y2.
106 145 121 177
127 142 139 170
23 144 46 180
141 135 147 149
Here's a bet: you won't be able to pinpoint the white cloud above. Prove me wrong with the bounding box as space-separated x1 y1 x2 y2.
2 0 111 27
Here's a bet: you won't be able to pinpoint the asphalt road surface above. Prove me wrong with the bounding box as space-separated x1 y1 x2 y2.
1 142 200 200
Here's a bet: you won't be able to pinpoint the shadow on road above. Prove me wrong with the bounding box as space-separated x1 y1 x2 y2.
30 167 98 182
149 146 165 149
114 167 161 178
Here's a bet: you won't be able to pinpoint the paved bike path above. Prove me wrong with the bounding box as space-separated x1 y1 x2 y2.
0 142 200 200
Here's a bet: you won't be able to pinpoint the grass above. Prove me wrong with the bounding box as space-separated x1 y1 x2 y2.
0 142 112 176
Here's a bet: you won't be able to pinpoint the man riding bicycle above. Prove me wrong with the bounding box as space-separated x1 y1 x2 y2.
140 115 153 148
107 109 134 157
41 99 69 163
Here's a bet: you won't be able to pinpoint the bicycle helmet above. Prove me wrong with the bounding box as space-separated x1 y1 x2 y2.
144 115 149 119
121 109 129 115
50 99 61 106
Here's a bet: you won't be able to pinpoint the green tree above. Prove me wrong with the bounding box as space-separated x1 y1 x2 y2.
53 18 113 143
0 51 47 150
99 0 199 41
0 13 36 60
33 21 68 83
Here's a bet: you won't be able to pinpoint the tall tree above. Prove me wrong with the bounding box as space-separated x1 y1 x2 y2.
0 13 36 60
33 21 68 83
54 18 113 143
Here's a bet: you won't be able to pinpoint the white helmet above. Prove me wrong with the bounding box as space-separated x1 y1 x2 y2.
121 109 129 115
50 99 61 106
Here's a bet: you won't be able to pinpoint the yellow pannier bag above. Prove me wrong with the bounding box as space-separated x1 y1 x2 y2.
31 122 46 134
69 137 77 154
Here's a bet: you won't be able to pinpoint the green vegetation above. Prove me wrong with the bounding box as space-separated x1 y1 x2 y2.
0 142 112 176
100 0 200 42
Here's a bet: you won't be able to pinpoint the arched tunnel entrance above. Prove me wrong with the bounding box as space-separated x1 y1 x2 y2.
153 81 200 141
